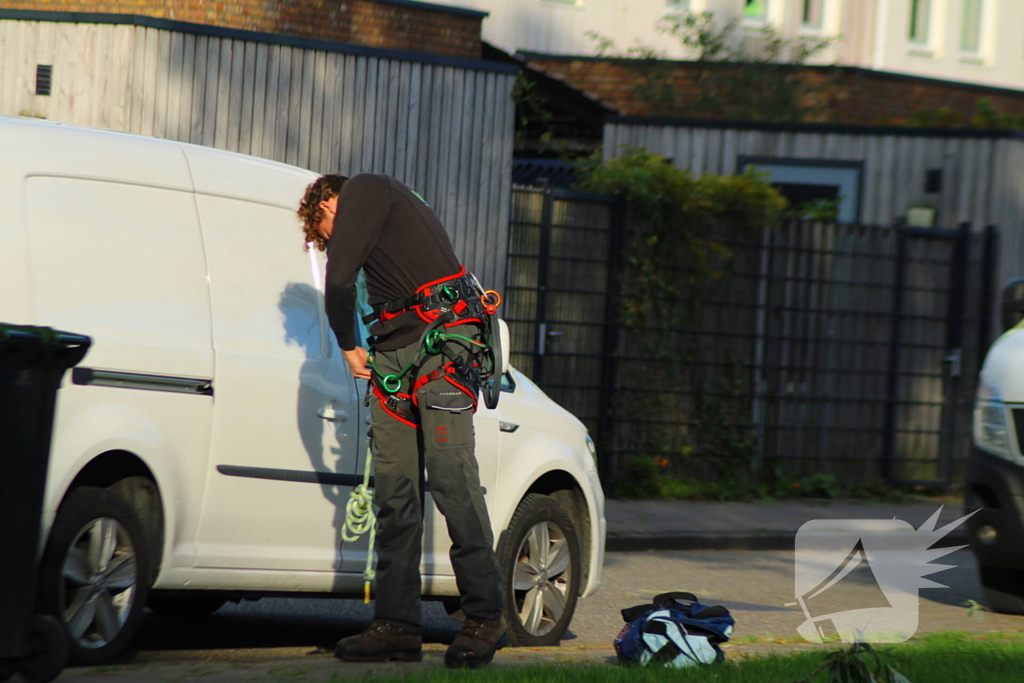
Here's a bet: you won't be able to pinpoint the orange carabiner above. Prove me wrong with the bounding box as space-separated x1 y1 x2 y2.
480 290 502 316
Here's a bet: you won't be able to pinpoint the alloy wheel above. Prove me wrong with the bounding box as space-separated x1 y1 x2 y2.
511 520 573 636
59 517 138 650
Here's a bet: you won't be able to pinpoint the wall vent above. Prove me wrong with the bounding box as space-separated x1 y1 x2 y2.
36 65 52 96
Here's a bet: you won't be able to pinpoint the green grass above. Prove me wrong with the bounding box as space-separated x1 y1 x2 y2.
343 634 1024 683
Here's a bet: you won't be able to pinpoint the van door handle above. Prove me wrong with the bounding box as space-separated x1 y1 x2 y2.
318 407 348 422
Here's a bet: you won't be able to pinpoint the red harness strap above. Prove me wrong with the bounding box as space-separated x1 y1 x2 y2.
410 361 479 412
415 265 467 295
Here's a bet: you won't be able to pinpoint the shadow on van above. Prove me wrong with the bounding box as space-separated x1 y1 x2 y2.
280 281 364 593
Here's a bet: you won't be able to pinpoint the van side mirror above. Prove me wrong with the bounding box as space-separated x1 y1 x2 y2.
497 319 510 375
1002 278 1024 331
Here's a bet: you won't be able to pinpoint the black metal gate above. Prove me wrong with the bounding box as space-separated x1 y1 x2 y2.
754 220 995 487
505 184 997 489
504 186 625 478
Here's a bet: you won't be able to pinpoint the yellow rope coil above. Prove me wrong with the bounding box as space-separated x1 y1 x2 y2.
342 444 377 604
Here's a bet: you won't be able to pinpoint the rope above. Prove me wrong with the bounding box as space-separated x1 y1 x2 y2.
342 442 377 604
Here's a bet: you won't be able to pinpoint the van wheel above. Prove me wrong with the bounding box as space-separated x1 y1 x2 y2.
497 494 581 646
148 592 226 618
38 487 152 665
979 566 1024 614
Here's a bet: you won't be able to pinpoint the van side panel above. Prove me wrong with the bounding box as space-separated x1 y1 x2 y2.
26 175 215 574
25 178 214 378
183 145 368 579
0 129 34 323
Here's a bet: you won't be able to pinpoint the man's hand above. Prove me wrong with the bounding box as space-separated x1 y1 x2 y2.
343 347 373 380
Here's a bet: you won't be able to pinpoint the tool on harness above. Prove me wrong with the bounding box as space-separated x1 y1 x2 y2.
362 269 503 410
341 441 377 604
480 290 501 317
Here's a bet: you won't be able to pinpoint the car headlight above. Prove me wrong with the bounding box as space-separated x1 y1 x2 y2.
974 380 1014 460
584 433 598 471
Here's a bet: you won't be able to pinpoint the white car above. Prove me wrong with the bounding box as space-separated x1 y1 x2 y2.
0 117 605 665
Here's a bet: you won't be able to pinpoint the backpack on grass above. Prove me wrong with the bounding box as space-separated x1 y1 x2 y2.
613 592 735 668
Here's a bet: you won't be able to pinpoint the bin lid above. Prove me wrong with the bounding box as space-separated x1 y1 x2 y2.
0 323 91 369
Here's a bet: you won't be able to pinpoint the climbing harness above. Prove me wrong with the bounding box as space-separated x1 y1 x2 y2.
361 268 503 413
342 442 377 604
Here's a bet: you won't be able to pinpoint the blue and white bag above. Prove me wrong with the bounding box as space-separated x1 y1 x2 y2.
613 592 735 668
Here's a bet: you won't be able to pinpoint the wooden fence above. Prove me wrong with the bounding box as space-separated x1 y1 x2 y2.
0 14 517 289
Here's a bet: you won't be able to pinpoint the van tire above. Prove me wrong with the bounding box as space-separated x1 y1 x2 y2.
37 487 153 665
497 494 581 646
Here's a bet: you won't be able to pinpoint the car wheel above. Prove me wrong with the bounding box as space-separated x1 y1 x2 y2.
497 493 581 646
148 592 227 618
37 487 153 665
979 566 1024 615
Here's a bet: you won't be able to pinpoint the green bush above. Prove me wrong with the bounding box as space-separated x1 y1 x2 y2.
577 149 785 490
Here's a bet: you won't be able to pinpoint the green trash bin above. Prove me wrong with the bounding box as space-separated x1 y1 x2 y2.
0 324 90 683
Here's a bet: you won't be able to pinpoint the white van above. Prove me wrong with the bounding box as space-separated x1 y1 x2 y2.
968 279 1024 614
0 117 605 665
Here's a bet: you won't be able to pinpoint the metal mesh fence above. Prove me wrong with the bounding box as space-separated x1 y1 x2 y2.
505 185 996 489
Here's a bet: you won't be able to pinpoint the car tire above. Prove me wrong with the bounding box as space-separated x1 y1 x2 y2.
148 592 227 619
37 486 153 666
497 493 581 646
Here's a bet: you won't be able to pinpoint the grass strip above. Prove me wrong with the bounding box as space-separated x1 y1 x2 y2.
341 634 1024 683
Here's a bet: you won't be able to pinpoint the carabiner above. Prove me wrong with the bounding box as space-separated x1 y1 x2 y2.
480 290 502 316
381 374 403 393
425 328 445 354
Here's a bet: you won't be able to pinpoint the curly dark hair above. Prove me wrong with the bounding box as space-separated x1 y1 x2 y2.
297 174 349 252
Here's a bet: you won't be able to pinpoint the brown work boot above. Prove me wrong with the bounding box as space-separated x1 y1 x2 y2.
335 621 423 662
444 616 509 669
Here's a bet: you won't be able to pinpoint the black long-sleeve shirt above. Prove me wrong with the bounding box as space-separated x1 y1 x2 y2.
324 174 461 352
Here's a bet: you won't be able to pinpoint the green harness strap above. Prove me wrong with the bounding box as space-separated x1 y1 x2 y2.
368 329 486 394
342 443 377 604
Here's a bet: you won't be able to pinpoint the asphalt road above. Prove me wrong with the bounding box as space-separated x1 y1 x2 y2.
120 547 1024 666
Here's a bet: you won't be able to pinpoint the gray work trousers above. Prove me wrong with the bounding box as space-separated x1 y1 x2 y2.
369 322 503 633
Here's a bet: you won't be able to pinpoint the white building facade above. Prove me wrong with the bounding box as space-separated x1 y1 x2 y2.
454 0 1024 91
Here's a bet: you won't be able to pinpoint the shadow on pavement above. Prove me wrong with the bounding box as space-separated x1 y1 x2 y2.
131 599 463 654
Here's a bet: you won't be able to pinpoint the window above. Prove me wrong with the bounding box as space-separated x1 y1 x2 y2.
961 0 983 52
744 0 768 20
909 0 931 43
739 158 862 224
802 0 823 27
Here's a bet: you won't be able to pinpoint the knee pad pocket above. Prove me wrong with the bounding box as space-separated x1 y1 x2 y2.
420 384 475 451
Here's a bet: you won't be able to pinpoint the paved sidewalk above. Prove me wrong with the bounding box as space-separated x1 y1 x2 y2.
605 497 970 551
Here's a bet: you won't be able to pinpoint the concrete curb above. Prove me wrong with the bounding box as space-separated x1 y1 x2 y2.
605 531 969 552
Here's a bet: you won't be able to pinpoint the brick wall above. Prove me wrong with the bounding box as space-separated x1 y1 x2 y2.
525 57 1024 125
5 0 482 59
